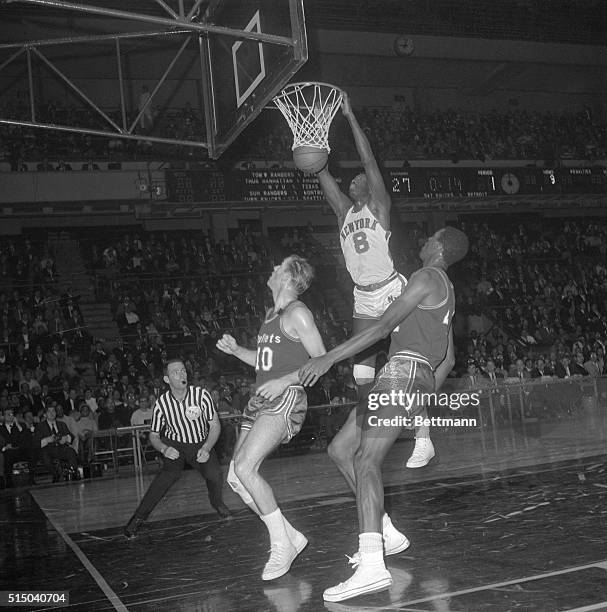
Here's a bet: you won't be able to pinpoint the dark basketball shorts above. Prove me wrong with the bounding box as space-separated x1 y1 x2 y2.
242 385 307 443
361 355 435 430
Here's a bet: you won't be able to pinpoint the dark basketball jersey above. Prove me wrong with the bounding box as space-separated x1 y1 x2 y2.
255 301 309 386
388 267 455 370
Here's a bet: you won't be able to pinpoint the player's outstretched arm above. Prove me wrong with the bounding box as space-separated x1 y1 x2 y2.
216 333 256 367
317 167 352 225
299 270 434 386
256 306 326 400
342 93 390 213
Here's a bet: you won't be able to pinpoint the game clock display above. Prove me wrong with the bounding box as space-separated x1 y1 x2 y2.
389 168 499 198
388 167 606 198
166 166 606 202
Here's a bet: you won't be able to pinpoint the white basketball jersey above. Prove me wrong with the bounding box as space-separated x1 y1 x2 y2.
339 204 394 285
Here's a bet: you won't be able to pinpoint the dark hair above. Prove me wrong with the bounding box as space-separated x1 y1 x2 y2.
283 255 314 295
163 358 185 375
438 227 469 266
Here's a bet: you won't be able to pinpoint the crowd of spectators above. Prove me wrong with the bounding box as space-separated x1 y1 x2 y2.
88 229 272 353
223 105 607 163
454 217 607 390
2 92 606 167
2 216 607 488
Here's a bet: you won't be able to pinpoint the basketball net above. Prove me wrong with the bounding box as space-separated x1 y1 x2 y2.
272 82 343 152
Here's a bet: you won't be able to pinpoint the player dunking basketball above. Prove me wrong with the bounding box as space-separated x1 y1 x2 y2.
217 255 325 582
316 92 434 469
300 227 468 602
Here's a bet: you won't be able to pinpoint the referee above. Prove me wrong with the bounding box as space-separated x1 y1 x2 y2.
124 359 232 538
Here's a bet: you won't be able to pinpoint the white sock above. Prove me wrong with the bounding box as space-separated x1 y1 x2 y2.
283 516 300 542
260 508 290 545
358 532 385 568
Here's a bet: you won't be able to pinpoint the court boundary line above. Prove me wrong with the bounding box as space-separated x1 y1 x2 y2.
563 603 607 612
43 508 129 612
391 560 607 608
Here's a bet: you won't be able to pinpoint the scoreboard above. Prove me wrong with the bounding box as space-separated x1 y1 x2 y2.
166 166 607 202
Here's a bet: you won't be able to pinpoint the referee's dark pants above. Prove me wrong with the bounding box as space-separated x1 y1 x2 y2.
133 438 224 520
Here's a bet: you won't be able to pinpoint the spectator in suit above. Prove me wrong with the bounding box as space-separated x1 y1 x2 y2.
461 362 481 390
571 352 589 376
509 358 531 381
18 382 34 411
35 404 78 482
62 388 80 415
555 355 574 379
545 352 559 376
531 358 549 379
1 407 36 486
91 341 108 375
54 380 71 406
483 359 504 386
30 387 46 416
135 350 151 377
28 345 47 371
56 403 79 455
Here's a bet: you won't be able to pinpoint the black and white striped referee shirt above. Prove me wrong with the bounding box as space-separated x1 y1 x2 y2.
151 385 216 444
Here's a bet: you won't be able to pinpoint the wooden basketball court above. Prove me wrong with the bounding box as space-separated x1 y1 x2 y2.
2 399 607 611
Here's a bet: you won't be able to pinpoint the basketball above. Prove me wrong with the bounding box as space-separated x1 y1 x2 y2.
293 146 328 174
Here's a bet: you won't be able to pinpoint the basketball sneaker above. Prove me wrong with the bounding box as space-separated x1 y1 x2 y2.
323 564 392 602
406 437 435 468
262 540 299 581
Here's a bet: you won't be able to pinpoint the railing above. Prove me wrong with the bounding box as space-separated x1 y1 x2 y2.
75 375 607 477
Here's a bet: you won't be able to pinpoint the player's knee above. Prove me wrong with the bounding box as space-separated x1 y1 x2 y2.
227 460 253 504
327 436 352 465
353 364 375 386
233 454 253 483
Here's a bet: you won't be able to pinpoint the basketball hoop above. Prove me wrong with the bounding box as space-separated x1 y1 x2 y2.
272 82 343 152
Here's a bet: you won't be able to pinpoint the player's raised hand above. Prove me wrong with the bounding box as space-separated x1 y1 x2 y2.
217 334 238 355
298 355 334 386
341 91 353 117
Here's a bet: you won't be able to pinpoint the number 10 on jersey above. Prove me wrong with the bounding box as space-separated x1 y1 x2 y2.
256 346 273 372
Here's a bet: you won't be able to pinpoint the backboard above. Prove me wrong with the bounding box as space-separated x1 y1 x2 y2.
203 0 307 158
